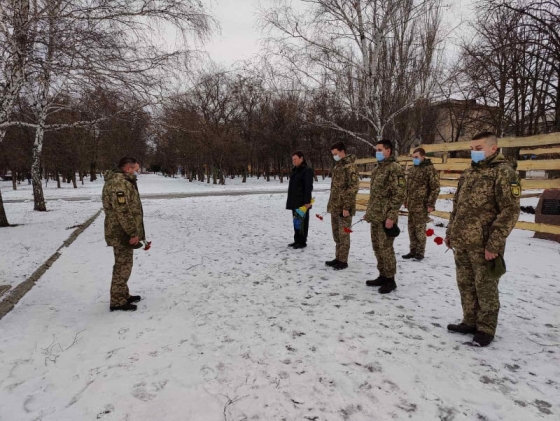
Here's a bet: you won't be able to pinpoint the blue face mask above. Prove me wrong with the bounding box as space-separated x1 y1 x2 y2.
413 158 421 166
471 150 486 163
333 155 341 162
375 151 385 162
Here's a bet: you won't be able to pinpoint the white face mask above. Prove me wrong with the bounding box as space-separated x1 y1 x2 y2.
333 155 341 162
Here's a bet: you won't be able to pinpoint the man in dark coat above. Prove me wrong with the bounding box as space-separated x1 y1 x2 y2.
286 151 314 249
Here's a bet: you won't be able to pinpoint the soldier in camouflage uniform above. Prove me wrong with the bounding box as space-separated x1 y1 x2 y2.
404 147 440 260
364 139 406 294
326 142 359 270
102 156 146 312
445 132 520 347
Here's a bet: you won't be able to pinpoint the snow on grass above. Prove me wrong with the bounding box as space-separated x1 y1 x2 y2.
0 201 101 289
0 192 558 420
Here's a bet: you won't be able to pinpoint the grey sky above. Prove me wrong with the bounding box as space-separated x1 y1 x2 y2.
203 0 478 67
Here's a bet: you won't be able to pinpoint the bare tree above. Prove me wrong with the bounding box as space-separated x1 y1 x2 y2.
262 0 445 151
0 0 214 212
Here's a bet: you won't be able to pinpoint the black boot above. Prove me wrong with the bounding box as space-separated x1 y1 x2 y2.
293 243 307 249
414 254 424 261
472 332 494 347
366 276 387 287
325 259 339 267
378 278 397 294
110 303 137 312
402 253 415 259
127 295 142 304
447 323 477 334
288 242 297 247
332 261 348 270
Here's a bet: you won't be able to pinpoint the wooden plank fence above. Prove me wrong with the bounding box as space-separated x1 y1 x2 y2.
356 132 560 234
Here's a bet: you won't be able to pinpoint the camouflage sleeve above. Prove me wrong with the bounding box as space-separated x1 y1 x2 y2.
364 172 375 221
427 166 440 208
111 183 139 238
485 166 521 254
387 165 406 222
341 162 359 210
446 174 464 238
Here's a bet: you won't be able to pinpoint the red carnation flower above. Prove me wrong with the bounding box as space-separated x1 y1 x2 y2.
144 241 152 251
426 228 435 237
316 214 324 221
434 236 444 245
343 227 353 233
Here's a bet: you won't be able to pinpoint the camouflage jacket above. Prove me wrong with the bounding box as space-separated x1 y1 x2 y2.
406 158 440 210
365 156 406 223
327 154 359 216
446 153 520 253
102 169 145 247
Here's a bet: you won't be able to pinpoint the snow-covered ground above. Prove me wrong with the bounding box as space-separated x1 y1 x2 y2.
0 174 332 202
0 201 101 289
0 190 558 421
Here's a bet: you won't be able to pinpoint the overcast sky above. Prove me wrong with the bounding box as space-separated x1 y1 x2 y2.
202 0 478 67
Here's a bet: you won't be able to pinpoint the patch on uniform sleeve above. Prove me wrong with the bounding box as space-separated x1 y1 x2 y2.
116 191 127 205
351 173 358 182
397 175 406 188
510 181 521 198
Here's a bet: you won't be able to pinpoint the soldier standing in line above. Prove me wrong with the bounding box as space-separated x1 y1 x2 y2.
325 142 359 270
403 147 440 261
445 132 520 347
364 139 406 294
102 156 146 312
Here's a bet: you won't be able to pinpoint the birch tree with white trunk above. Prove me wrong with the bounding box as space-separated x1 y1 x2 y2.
1 0 214 212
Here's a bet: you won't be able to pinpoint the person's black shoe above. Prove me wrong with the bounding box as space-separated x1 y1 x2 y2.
366 276 387 287
110 303 137 312
127 295 142 304
402 253 415 259
332 261 348 270
447 323 477 334
378 278 397 294
325 259 339 267
288 242 297 247
293 243 307 249
472 332 494 347
414 254 424 261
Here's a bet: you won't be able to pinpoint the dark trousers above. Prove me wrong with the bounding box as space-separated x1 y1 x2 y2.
292 210 310 245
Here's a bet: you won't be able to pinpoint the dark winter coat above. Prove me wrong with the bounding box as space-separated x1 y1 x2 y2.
286 161 314 210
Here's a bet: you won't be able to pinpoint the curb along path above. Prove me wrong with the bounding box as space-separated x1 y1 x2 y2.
0 209 102 320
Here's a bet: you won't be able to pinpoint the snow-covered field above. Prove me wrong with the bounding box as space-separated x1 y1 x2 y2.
0 174 332 202
0 201 100 289
0 187 558 421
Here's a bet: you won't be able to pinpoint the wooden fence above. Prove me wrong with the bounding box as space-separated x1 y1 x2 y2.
355 132 560 235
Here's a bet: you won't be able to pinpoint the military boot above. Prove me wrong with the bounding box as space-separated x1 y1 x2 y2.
127 295 142 304
472 332 494 347
325 259 339 267
366 276 387 287
378 278 397 294
447 323 477 334
402 253 415 259
414 254 424 261
110 303 137 312
332 261 348 270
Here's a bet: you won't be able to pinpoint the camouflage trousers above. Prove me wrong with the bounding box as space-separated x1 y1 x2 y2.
407 208 428 255
111 246 133 307
371 221 397 277
331 214 353 263
455 249 500 336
